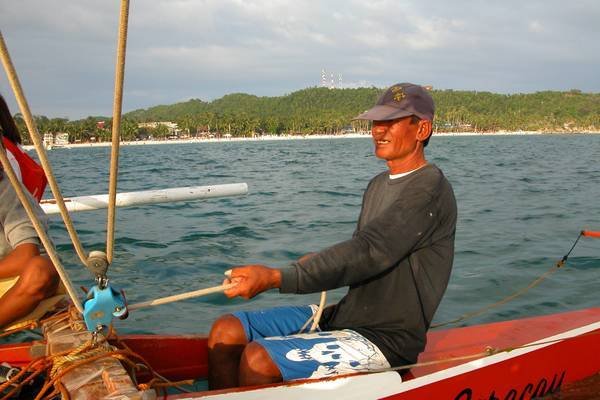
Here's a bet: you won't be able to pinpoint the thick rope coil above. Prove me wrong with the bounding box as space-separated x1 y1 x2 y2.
49 340 111 378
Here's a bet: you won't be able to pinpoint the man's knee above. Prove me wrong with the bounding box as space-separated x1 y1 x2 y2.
208 314 247 348
17 256 59 300
239 342 282 386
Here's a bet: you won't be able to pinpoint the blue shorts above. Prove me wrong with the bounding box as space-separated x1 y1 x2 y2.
231 305 390 381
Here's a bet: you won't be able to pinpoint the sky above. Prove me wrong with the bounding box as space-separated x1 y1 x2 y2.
0 0 599 119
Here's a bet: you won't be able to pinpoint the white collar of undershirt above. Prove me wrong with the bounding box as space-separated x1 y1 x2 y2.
388 164 427 180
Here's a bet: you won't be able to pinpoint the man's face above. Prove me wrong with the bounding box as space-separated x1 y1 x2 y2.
371 117 420 162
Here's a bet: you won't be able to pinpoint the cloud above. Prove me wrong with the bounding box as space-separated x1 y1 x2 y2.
0 0 599 118
528 20 544 33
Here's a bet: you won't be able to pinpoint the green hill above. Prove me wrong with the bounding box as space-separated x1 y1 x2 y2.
124 87 600 135
16 87 600 143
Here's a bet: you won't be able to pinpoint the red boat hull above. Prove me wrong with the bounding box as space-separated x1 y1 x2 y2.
1 307 599 399
387 307 600 399
386 328 598 399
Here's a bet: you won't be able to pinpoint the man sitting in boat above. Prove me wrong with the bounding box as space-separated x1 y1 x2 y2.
0 94 59 330
208 83 457 389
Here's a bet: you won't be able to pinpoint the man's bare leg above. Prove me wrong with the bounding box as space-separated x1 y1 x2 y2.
208 314 248 389
239 341 282 386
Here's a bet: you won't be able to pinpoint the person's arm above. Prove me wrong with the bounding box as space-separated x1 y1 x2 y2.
224 190 439 299
0 177 44 278
280 190 439 294
0 243 40 278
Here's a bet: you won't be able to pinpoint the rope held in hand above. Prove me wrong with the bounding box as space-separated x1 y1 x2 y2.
128 282 237 311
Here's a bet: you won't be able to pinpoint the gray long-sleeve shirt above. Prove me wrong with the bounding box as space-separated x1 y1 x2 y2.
0 172 45 259
280 164 457 365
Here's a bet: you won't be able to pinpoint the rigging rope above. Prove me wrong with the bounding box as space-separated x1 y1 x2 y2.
297 291 327 334
0 0 131 320
431 230 591 329
310 291 327 333
106 0 130 264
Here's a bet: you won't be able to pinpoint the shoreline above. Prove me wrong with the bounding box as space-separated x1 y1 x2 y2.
24 130 600 150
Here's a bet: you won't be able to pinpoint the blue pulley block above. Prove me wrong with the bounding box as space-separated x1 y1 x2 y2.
82 284 128 331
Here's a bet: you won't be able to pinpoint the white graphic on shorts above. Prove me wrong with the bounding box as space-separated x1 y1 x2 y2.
266 330 390 379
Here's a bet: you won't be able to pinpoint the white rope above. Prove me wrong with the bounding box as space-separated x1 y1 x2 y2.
310 291 327 332
295 290 327 334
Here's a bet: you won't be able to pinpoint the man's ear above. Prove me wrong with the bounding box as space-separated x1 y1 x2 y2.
416 119 432 143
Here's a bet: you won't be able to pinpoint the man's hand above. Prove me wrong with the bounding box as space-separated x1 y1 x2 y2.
223 264 281 299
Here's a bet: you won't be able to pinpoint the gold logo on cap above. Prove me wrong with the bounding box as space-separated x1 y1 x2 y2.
390 86 406 102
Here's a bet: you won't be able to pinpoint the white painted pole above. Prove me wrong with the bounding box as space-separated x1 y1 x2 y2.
40 183 248 214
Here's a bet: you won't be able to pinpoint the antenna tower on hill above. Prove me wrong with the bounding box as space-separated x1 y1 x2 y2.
320 69 343 89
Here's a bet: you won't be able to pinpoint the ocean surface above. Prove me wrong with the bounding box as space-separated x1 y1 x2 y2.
36 134 600 335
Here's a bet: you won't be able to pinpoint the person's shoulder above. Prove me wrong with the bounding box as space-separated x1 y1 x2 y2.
407 164 453 195
404 163 438 183
429 164 454 188
419 163 443 177
367 170 389 187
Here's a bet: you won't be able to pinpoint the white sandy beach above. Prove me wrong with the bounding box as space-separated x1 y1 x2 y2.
22 130 600 151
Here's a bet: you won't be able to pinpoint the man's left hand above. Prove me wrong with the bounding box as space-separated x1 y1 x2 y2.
223 264 281 299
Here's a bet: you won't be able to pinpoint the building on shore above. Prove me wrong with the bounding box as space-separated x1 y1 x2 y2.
138 121 181 137
42 132 70 148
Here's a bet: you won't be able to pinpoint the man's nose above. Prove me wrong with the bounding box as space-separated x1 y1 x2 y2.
372 126 386 136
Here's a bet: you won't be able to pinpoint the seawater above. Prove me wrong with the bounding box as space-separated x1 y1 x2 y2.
40 135 600 334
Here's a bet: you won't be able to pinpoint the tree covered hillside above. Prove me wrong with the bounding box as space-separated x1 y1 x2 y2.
125 88 380 137
14 87 600 143
126 87 600 134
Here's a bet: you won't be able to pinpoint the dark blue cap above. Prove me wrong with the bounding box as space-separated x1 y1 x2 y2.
354 83 434 121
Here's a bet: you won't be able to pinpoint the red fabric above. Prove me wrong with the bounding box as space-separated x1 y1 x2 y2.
1 137 47 202
582 230 600 238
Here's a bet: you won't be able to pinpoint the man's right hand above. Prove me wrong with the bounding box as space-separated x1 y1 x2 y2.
223 265 281 299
